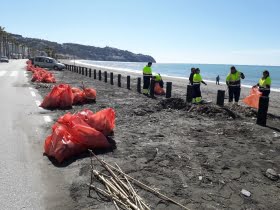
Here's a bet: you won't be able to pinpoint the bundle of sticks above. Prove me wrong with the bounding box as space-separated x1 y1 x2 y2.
88 150 191 210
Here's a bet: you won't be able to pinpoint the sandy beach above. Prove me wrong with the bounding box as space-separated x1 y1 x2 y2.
64 60 280 115
30 60 280 210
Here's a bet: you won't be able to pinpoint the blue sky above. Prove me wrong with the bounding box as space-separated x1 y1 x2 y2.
1 0 280 65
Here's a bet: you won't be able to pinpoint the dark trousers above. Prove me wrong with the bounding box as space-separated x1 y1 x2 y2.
193 84 201 99
143 76 151 90
228 86 241 102
259 89 270 97
159 80 164 88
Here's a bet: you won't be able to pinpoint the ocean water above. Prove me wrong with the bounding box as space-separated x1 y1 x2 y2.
76 60 280 91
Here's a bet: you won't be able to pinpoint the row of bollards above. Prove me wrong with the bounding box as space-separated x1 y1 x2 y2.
185 84 269 126
64 64 172 98
65 64 268 126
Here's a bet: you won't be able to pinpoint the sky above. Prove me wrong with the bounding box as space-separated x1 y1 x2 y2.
0 0 280 65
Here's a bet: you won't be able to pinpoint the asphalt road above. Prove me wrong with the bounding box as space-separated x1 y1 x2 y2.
0 60 74 210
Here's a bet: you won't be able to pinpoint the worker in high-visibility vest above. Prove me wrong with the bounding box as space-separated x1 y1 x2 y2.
192 68 207 103
142 62 153 95
154 73 164 88
226 66 245 103
253 70 271 97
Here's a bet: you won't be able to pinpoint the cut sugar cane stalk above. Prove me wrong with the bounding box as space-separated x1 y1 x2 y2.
105 183 120 210
102 160 191 210
115 163 148 210
89 151 190 210
92 170 140 210
87 184 129 210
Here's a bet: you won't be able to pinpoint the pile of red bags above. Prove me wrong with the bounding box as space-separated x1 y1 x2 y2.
26 63 56 83
44 108 115 163
243 87 262 109
154 83 165 95
40 84 97 109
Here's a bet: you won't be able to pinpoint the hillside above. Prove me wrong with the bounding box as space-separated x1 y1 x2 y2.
10 33 156 62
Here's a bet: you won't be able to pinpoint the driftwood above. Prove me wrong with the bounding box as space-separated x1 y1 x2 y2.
89 150 191 210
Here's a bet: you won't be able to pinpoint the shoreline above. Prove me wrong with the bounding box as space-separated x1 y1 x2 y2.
72 60 280 92
63 59 280 116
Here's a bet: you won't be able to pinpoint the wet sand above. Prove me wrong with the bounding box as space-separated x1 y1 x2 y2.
30 62 280 210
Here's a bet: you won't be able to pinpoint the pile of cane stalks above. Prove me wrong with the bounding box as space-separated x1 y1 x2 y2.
88 150 190 210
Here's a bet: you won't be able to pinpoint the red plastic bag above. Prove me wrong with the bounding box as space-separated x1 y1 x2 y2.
87 108 115 136
44 124 85 163
40 84 74 109
44 110 115 163
243 87 262 109
154 83 165 95
84 88 97 100
72 88 86 105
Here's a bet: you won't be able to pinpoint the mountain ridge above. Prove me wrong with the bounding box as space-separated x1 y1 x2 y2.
10 33 156 62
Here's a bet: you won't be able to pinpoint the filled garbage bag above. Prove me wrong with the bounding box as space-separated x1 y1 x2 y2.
84 88 97 101
44 124 85 163
243 87 262 109
154 83 165 95
44 109 115 163
87 108 115 136
40 84 74 109
72 87 86 105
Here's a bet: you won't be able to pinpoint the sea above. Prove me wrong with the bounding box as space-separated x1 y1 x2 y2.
76 60 280 92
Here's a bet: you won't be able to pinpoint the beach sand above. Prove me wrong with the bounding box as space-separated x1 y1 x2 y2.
65 60 280 116
31 61 280 210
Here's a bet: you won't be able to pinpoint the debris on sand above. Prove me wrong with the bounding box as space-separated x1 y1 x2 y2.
188 104 239 119
265 169 279 181
34 83 54 89
88 151 191 210
158 98 186 110
241 189 251 197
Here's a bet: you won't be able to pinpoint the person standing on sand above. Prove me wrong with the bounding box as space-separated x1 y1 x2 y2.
226 66 245 103
142 62 153 95
189 67 196 85
216 75 220 85
253 70 271 97
192 68 207 103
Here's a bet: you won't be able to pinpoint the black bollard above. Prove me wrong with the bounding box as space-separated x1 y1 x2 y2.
127 75 130 90
110 72 114 85
256 96 269 126
166 82 172 98
75 66 78 73
118 74 121 87
89 69 92 77
98 70 102 80
186 85 193 103
93 69 96 79
79 67 81 74
216 90 225 106
104 71 107 83
82 67 85 75
150 79 155 97
85 68 88 76
137 77 141 93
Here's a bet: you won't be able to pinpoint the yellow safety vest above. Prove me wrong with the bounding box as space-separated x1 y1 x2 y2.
259 76 271 88
226 71 241 86
193 73 202 84
154 74 162 82
143 66 152 75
